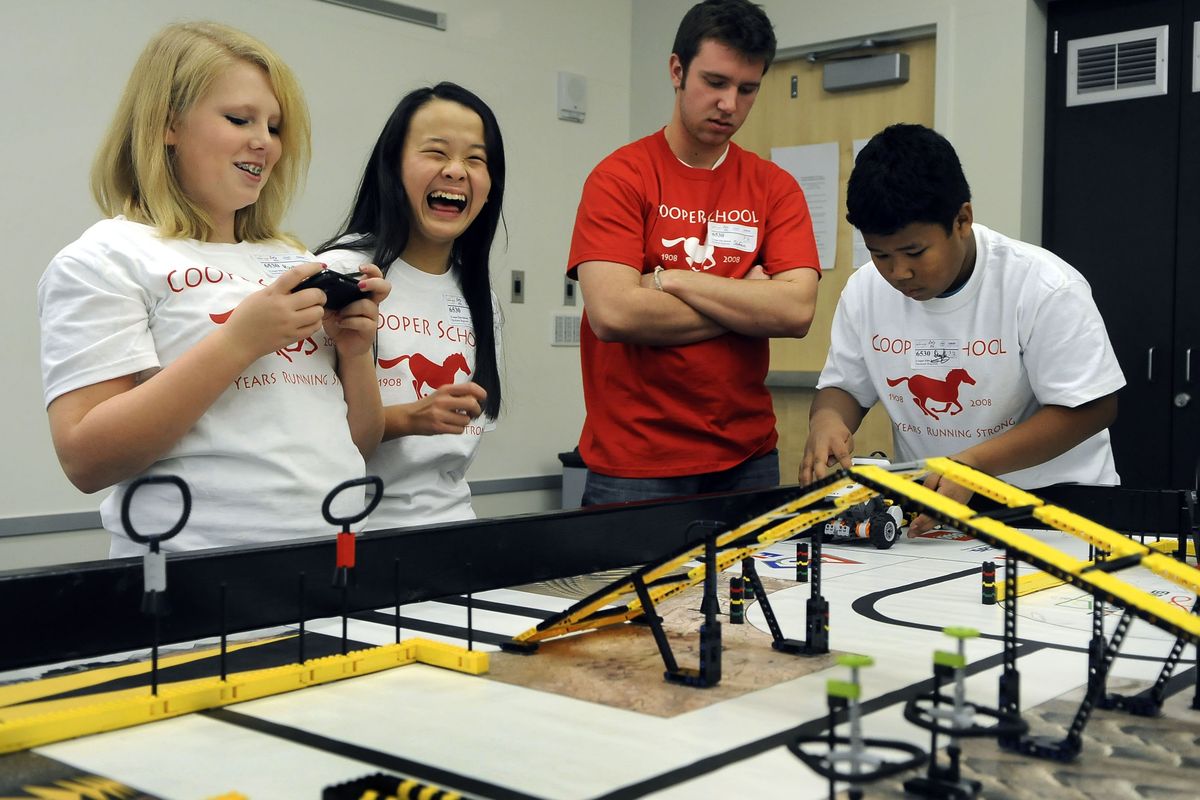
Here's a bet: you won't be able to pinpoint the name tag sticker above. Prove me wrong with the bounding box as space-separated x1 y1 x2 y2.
912 339 961 368
257 254 312 279
706 222 758 252
444 293 472 326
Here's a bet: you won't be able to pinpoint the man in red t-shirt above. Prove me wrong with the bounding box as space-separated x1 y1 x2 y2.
567 0 821 505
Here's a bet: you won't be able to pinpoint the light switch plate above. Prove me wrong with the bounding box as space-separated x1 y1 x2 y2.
511 270 524 304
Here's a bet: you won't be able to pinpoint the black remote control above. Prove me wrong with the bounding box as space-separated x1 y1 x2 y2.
292 270 369 311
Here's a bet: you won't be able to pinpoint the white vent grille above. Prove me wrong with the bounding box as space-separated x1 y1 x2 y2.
552 314 581 347
1067 25 1168 106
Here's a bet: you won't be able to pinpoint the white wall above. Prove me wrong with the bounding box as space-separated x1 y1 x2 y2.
1 0 1052 550
630 0 1047 243
1 0 632 535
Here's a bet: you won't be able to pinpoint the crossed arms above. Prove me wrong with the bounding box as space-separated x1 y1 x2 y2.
577 260 819 345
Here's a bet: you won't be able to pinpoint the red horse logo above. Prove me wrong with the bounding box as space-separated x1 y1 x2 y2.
887 368 976 420
378 352 470 397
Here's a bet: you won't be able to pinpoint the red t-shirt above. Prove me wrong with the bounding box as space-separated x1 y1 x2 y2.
567 130 820 477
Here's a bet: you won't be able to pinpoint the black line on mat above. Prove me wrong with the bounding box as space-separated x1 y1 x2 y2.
852 565 1198 664
433 595 557 620
351 610 513 646
204 707 547 800
594 563 1196 799
590 643 1042 800
852 566 986 630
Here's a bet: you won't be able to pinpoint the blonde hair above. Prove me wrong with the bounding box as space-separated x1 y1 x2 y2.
91 21 310 244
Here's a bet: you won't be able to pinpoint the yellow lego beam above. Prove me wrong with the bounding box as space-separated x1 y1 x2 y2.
930 456 1199 593
511 476 861 645
851 462 1200 644
514 459 1198 650
995 538 1196 601
923 456 1045 508
0 638 486 755
0 635 291 709
995 569 1067 602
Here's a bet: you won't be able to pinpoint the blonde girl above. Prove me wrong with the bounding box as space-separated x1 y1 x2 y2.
39 22 389 554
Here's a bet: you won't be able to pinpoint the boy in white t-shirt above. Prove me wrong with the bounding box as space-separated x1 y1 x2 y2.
801 124 1125 535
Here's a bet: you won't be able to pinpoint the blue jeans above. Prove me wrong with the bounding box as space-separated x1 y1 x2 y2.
581 450 780 506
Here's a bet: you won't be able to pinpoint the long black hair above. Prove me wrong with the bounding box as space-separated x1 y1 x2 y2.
317 82 505 418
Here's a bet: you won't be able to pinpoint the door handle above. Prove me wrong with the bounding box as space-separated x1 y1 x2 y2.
1148 346 1155 382
1186 348 1193 383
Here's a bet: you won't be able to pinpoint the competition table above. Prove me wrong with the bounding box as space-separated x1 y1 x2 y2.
0 481 1196 799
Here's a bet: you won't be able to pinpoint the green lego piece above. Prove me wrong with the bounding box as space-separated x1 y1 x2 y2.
943 626 980 639
837 653 875 668
826 679 861 700
934 649 966 669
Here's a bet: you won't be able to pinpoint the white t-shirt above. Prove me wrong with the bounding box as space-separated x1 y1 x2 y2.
39 218 368 555
818 223 1126 489
322 248 501 529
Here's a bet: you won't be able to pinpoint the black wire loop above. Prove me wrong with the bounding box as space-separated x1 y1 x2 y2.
322 475 384 528
121 475 192 546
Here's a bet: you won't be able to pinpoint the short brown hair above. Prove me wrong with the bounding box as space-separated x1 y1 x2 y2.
673 0 776 82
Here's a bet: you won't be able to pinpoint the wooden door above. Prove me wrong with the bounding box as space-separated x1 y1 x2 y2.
734 37 936 483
